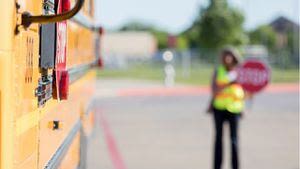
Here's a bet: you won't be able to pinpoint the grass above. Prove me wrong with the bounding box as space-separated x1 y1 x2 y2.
271 68 299 83
97 64 165 81
98 63 299 86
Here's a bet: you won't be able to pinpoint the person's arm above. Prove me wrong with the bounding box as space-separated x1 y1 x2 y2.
206 69 217 113
211 69 217 95
211 68 228 97
213 69 239 96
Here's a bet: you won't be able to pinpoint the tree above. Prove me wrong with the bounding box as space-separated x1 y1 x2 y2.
198 0 247 49
286 28 299 65
176 36 189 51
248 25 277 51
182 20 201 49
119 21 152 31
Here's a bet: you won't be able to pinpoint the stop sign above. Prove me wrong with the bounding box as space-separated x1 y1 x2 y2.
54 0 69 100
237 59 271 93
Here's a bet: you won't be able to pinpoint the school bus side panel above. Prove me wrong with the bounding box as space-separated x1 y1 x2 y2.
11 0 43 168
0 1 18 169
39 1 97 168
1 0 98 168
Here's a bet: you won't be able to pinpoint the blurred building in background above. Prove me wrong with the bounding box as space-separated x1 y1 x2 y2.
268 16 299 68
270 16 299 48
102 31 157 68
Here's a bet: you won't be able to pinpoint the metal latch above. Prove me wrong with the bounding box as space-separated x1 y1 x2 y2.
35 75 53 107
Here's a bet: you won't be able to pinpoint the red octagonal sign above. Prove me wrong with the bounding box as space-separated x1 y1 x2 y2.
55 0 69 100
237 59 271 93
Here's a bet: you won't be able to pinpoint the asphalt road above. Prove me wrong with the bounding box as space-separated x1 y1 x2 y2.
87 79 299 169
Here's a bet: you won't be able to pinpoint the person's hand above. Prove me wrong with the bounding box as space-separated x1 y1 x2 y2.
245 92 254 99
206 106 213 114
214 84 230 96
240 112 245 119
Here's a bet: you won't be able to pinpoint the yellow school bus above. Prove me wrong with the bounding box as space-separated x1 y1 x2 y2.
0 0 102 168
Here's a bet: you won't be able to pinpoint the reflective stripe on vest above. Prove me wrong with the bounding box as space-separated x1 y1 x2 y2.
216 66 229 86
213 66 245 114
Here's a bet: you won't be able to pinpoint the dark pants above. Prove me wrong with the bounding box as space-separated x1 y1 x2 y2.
213 108 240 169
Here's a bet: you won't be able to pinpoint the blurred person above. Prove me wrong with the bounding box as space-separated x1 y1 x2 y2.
207 48 245 169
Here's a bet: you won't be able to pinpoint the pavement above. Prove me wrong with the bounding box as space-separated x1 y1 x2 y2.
87 79 299 169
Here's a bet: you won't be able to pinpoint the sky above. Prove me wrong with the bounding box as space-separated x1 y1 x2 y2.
94 0 299 34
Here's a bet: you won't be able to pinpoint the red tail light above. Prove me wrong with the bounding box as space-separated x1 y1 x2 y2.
97 57 103 68
59 70 69 100
98 27 104 36
62 0 71 12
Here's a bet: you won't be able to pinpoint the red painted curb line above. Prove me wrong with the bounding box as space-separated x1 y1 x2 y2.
265 83 299 93
117 83 298 97
96 109 127 169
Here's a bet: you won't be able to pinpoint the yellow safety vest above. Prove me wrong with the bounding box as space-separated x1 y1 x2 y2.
213 66 245 114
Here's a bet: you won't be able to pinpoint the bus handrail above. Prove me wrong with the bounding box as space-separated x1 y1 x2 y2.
21 0 85 27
